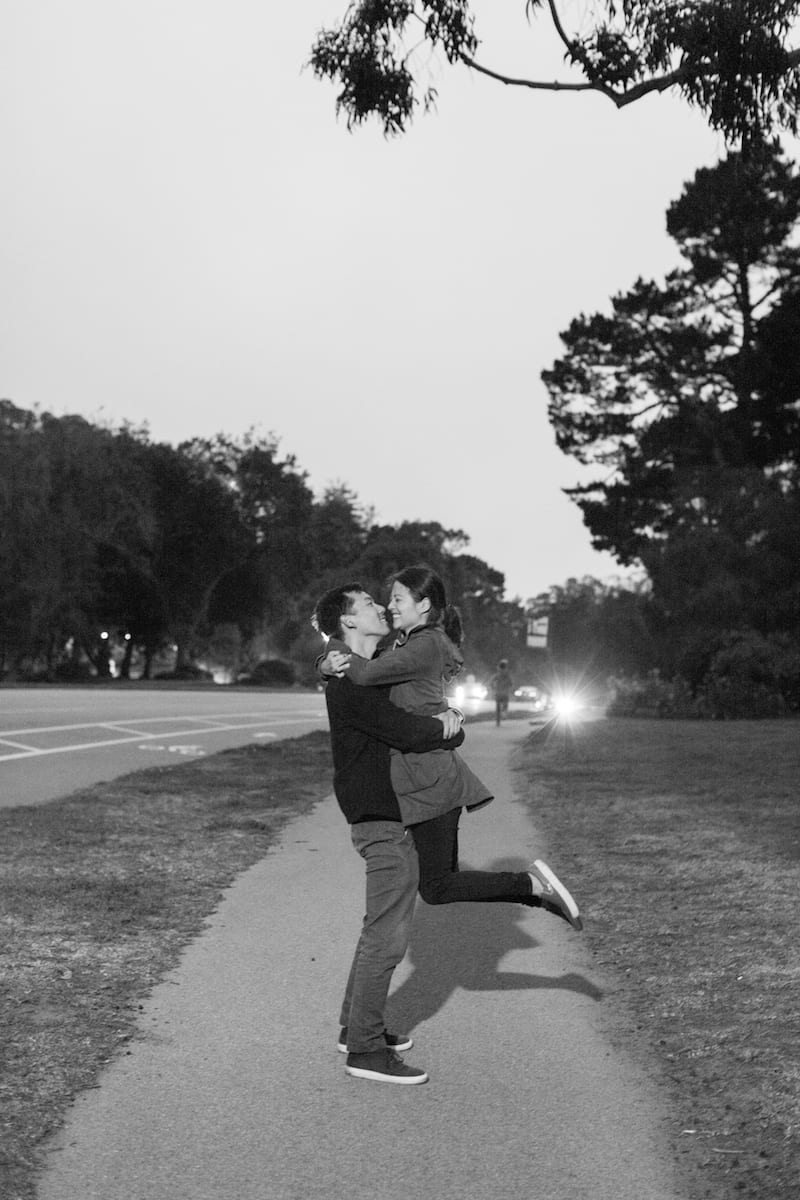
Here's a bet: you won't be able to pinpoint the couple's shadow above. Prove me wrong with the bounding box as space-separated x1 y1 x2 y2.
386 858 603 1034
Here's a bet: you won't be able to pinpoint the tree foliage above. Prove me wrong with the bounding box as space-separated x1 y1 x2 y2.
0 403 524 682
542 142 800 640
310 1 800 140
529 575 656 682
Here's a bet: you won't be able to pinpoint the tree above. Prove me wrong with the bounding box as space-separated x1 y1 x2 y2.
0 403 158 676
349 519 470 593
0 401 51 671
311 483 372 574
542 142 800 639
528 575 656 683
143 441 253 673
444 551 522 673
310 1 800 140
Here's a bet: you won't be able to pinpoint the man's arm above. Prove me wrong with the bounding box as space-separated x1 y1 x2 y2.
338 681 464 754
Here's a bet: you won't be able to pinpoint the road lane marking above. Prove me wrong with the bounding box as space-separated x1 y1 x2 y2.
0 736 40 752
0 710 325 739
0 716 326 763
99 723 151 736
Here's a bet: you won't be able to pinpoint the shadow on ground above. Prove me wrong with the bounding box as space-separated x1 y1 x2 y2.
386 857 603 1033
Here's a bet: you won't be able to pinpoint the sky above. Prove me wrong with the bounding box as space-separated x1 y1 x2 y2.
1 1 727 602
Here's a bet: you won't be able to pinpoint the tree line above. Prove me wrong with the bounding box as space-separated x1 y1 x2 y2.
0 403 533 683
1 375 796 714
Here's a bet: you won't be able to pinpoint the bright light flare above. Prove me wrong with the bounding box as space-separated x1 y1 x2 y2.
554 692 582 719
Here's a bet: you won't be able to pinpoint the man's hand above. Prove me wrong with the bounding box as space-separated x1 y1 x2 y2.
436 708 463 739
320 649 351 677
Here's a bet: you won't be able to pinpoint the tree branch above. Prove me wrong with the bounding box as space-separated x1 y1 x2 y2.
458 42 800 111
458 50 601 96
545 0 577 62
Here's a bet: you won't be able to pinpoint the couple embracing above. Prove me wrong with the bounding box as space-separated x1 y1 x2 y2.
312 564 582 1087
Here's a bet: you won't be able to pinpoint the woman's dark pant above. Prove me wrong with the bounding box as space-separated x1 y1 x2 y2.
409 806 532 905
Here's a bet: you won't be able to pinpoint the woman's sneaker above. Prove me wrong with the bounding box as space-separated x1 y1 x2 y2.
529 859 583 930
345 1049 428 1085
338 1027 413 1053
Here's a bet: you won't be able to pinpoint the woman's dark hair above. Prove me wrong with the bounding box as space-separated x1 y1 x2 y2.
392 564 464 647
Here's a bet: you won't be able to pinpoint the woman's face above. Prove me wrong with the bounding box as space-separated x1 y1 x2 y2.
387 582 429 632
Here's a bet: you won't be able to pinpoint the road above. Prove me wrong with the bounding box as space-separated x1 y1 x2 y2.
0 686 329 808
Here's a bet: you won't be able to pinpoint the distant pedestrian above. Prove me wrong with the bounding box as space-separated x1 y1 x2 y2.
490 659 514 726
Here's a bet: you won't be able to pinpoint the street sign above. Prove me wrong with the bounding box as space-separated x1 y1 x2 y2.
526 616 549 649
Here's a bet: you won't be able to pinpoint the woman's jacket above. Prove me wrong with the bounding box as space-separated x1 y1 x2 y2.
344 624 493 826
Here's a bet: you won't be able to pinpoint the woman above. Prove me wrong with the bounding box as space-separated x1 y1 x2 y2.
320 565 582 928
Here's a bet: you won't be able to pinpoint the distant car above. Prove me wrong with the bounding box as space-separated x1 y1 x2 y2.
513 685 550 712
464 678 488 700
448 675 488 706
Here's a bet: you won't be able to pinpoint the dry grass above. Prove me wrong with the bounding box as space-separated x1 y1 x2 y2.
0 732 333 1200
512 715 800 1200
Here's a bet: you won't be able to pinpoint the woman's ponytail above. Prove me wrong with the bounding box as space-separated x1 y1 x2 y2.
442 603 463 647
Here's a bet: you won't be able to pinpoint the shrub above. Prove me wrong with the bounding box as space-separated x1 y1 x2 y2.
607 670 699 718
609 632 800 720
53 659 96 682
697 631 799 719
154 665 214 682
239 659 296 687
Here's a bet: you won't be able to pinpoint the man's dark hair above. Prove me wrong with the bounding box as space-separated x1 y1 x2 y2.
311 582 365 639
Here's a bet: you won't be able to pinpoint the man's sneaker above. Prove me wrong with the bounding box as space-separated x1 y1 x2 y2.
345 1048 428 1085
529 859 583 930
337 1027 413 1054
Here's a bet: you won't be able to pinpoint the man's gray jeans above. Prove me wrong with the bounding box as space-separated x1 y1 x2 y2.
339 820 419 1053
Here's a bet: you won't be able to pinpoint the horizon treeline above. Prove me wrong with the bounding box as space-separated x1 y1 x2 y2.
0 399 545 684
1 398 797 717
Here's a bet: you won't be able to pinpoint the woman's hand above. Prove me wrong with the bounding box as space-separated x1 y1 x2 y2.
320 650 351 677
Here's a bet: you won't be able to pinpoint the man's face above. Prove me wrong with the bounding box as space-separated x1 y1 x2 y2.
344 591 389 639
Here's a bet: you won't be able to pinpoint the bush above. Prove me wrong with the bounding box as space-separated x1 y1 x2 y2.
608 670 699 718
238 659 296 687
609 631 800 720
53 660 96 682
697 631 799 719
154 665 214 682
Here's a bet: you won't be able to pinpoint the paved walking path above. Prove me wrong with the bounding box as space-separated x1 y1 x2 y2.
38 724 687 1200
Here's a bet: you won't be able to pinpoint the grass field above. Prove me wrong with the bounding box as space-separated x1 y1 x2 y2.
1 717 798 1200
512 714 799 1200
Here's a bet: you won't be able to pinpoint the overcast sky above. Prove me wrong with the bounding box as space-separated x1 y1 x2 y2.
2 1 726 601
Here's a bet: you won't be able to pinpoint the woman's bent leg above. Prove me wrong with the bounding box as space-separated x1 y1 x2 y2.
410 808 533 905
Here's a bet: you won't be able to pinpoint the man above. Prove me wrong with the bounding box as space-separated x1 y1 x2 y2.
312 582 465 1086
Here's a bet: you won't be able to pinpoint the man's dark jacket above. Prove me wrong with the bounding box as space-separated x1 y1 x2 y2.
324 664 464 825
